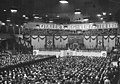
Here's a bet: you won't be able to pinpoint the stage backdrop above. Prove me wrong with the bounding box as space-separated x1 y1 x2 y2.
23 35 118 51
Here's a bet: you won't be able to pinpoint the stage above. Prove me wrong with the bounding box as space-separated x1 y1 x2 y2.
33 49 107 57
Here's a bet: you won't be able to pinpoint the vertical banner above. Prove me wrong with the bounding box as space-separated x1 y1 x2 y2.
109 36 115 51
91 36 97 49
54 36 60 48
68 35 75 44
84 36 90 48
46 36 53 49
97 36 103 49
68 35 74 49
31 36 39 49
38 36 45 49
61 36 68 49
104 36 109 51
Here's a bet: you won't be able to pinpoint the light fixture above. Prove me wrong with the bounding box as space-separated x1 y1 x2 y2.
10 24 13 26
83 19 89 22
49 20 54 23
45 15 48 17
4 10 6 12
34 16 39 19
16 25 19 27
109 13 112 15
6 19 11 22
75 12 81 14
102 12 106 16
25 17 29 20
74 9 81 14
11 9 17 13
100 17 103 20
56 15 60 18
1 23 5 26
22 15 26 18
97 14 102 17
59 0 68 4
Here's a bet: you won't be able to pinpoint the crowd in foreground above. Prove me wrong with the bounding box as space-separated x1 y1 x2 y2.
0 54 50 68
0 55 119 84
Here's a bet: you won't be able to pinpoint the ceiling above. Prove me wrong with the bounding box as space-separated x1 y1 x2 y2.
0 0 120 22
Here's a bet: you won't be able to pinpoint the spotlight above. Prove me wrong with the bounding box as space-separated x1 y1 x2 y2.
11 9 17 13
102 12 106 16
109 13 112 15
56 15 60 18
22 15 26 18
1 23 5 26
4 10 6 12
100 17 103 20
97 14 102 17
6 19 11 22
74 9 81 14
45 15 48 17
59 0 68 4
49 20 54 23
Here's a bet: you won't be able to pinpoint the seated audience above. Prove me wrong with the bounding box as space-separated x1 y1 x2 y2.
0 55 119 84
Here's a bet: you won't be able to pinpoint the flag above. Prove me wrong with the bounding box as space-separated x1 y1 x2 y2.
46 36 53 49
97 36 103 48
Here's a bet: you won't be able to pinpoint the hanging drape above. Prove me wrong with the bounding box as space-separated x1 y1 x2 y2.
91 36 97 40
30 35 46 49
91 36 97 48
38 36 46 40
24 35 46 40
109 35 116 40
38 37 45 49
104 36 109 50
109 36 115 51
84 36 97 49
84 36 90 49
61 36 68 40
54 36 60 40
60 36 68 48
54 36 61 48
84 36 90 40
54 36 68 48
31 35 38 39
31 37 39 49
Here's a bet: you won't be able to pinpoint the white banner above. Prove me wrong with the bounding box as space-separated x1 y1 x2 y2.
24 22 118 30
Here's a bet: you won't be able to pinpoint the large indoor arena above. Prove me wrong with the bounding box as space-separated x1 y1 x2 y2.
0 0 120 84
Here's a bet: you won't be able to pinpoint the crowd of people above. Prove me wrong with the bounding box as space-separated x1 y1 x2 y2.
0 55 119 84
0 54 50 68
